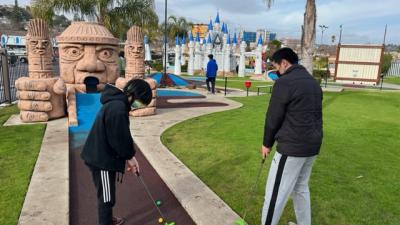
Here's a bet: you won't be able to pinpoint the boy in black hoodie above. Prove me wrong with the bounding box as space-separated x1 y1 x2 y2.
81 79 152 225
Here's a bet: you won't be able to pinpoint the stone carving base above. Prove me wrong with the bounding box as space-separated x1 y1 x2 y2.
16 77 65 122
130 107 156 117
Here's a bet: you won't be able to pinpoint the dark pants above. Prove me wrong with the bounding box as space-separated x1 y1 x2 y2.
89 166 116 225
206 77 216 93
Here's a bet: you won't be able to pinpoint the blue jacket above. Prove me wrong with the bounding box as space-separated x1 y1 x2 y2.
206 59 218 77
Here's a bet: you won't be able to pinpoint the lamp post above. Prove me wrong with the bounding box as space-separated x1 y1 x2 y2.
319 25 328 54
163 0 168 76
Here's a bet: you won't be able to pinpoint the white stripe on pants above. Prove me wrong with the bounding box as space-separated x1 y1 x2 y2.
261 152 316 225
101 170 110 203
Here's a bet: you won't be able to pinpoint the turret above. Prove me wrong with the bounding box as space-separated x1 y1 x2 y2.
181 36 186 66
174 36 181 75
188 32 195 75
255 35 263 75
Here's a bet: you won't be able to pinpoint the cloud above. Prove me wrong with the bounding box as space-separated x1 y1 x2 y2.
2 0 399 43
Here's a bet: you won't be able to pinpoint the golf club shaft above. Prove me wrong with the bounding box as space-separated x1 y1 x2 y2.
242 158 265 220
136 172 165 218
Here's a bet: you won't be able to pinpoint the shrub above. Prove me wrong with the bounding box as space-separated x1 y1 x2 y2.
151 62 163 72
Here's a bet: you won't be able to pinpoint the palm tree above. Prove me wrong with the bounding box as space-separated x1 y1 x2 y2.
263 0 316 73
31 0 158 39
165 15 193 43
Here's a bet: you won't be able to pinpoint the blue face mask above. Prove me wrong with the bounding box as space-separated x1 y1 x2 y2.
131 99 146 109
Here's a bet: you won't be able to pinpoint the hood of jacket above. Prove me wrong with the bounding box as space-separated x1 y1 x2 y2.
100 84 131 111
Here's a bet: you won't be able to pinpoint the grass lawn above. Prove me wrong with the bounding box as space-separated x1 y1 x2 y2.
161 90 400 225
0 106 45 225
384 76 400 85
181 74 273 93
215 78 273 93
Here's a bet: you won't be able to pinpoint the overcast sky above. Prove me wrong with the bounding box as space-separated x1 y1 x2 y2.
3 0 399 44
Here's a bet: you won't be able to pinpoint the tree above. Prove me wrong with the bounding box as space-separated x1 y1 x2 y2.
168 16 192 38
264 0 316 73
10 0 25 29
266 39 282 59
382 53 393 75
161 15 193 45
31 0 159 39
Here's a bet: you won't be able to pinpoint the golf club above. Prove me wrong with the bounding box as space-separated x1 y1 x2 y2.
235 158 266 225
136 171 167 223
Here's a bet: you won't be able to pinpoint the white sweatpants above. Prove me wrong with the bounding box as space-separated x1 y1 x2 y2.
261 152 316 225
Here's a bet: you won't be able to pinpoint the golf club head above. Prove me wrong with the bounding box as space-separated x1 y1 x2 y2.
235 218 247 225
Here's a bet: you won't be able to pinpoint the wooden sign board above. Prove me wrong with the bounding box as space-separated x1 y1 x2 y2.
334 44 384 85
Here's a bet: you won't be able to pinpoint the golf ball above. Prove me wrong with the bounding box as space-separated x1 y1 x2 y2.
158 217 164 223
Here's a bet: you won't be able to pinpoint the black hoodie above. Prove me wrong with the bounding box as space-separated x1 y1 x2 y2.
263 64 323 157
81 84 135 172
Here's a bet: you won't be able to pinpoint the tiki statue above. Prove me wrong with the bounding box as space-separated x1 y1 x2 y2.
15 18 65 122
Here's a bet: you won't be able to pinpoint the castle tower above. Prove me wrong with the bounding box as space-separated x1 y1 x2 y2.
204 35 212 70
194 32 202 72
188 32 195 75
238 40 246 77
255 35 263 75
180 36 186 66
174 36 181 75
232 32 238 73
224 34 231 74
144 35 152 61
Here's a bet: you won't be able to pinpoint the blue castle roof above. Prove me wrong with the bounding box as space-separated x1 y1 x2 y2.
208 19 213 31
189 32 194 42
175 36 180 45
257 35 263 45
207 35 212 44
215 11 220 23
227 34 231 44
181 36 186 45
195 32 200 42
233 33 237 44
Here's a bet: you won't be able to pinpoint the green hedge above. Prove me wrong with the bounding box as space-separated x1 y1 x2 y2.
151 63 163 72
312 70 329 84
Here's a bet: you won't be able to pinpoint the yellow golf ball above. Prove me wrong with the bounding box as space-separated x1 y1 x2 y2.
158 217 164 223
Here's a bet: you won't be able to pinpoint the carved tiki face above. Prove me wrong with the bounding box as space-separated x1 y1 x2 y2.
125 26 145 79
26 19 54 79
56 22 119 88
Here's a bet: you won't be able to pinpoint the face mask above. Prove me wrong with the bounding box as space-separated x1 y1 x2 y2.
131 99 146 109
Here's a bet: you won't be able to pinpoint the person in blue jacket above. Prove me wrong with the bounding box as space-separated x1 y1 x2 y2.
205 54 218 94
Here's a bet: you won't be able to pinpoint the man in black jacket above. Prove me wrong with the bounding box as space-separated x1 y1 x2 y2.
261 48 323 225
81 79 152 225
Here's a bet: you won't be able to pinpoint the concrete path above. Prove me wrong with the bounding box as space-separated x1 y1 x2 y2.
18 118 69 225
3 114 48 126
130 89 244 225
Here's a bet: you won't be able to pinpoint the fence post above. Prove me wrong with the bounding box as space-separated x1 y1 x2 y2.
0 48 12 104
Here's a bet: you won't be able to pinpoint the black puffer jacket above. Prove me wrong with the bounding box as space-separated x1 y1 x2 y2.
81 84 135 172
263 64 323 157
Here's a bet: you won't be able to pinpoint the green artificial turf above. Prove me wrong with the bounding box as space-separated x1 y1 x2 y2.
0 105 46 225
162 91 400 225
